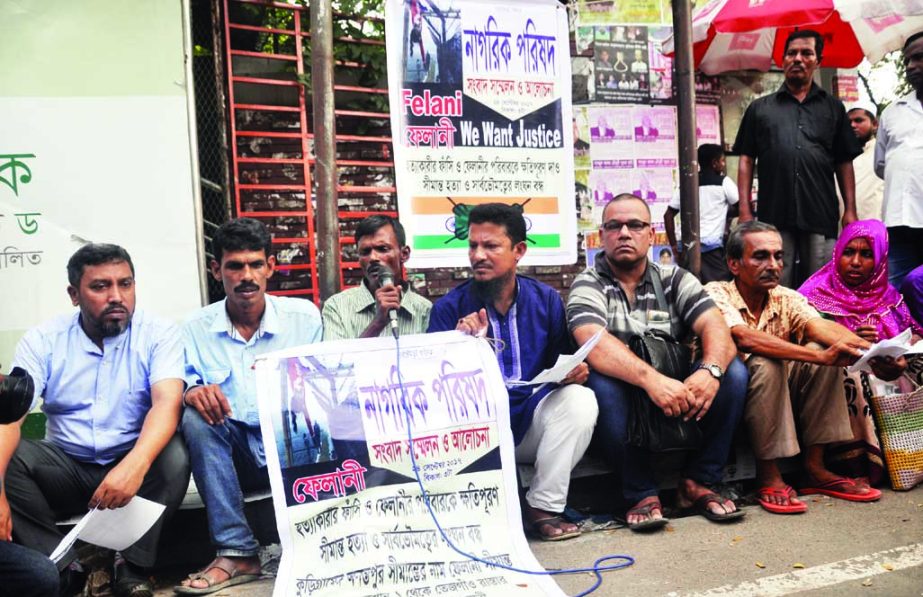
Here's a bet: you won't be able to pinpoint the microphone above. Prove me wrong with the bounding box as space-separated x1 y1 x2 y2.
374 264 400 338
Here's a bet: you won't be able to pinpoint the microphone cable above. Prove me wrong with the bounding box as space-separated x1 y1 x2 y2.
390 333 635 596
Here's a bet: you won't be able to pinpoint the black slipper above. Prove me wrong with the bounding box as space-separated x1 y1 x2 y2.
685 492 746 522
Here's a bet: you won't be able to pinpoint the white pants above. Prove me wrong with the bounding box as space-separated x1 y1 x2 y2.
514 384 598 513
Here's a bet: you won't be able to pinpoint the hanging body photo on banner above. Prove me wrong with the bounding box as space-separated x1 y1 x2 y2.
256 332 563 597
386 0 577 268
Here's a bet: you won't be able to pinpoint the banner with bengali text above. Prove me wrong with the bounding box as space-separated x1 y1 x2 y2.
256 332 563 597
386 0 577 267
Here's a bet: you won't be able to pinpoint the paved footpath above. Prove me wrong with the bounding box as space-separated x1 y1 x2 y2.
154 486 923 596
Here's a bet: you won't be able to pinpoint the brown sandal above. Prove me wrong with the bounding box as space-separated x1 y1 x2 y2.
621 497 670 532
174 556 261 595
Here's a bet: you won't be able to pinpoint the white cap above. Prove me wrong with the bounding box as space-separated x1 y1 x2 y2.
847 101 877 117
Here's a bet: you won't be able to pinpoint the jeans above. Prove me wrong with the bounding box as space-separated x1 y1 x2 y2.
587 358 748 505
0 541 59 597
181 410 270 557
887 226 923 289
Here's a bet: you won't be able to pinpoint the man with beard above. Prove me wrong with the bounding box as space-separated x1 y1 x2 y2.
0 244 188 597
427 203 598 542
845 104 884 221
735 30 862 287
705 221 880 515
567 194 747 531
323 215 431 339
177 219 322 594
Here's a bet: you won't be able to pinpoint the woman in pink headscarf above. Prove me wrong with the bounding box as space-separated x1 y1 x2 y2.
799 219 923 486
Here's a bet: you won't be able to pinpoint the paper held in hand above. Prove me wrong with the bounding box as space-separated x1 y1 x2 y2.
847 328 923 373
507 328 604 386
49 496 166 563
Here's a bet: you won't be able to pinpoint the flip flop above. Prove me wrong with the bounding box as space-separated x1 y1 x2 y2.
621 498 670 532
174 557 262 595
757 485 807 514
683 492 746 522
526 515 581 542
800 477 882 502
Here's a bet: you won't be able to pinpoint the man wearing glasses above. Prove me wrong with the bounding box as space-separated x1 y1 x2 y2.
566 194 748 531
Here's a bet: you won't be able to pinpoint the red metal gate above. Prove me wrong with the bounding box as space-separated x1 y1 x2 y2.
222 0 396 303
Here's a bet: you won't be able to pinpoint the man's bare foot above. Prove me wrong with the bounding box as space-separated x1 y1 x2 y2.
523 505 580 541
624 496 669 531
803 468 874 497
176 555 261 593
676 478 741 520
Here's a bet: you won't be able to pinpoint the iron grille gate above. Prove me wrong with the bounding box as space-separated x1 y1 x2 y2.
221 0 396 304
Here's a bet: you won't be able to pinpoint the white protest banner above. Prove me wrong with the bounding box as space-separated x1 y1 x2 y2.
256 331 563 597
386 0 577 268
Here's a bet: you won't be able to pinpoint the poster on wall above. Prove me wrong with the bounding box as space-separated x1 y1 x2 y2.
0 1 202 366
256 332 564 596
387 0 577 268
595 26 650 103
575 0 672 27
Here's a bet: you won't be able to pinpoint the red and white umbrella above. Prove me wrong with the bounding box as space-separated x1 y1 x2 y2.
664 0 923 75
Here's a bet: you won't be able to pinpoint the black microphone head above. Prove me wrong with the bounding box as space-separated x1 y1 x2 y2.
0 367 35 424
374 263 395 288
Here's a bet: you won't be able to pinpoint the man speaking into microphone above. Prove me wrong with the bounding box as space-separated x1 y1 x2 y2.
323 215 432 339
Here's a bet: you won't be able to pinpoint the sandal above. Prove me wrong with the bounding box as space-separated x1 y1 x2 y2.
621 497 669 532
682 492 746 523
800 477 882 502
113 553 153 597
757 485 807 514
174 556 261 595
526 515 581 541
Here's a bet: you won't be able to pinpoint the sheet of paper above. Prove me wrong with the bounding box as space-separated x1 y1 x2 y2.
50 497 166 563
508 328 605 386
847 328 913 373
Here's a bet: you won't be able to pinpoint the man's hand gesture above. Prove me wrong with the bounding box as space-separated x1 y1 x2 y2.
456 309 488 338
89 457 146 510
819 337 868 367
560 362 589 386
373 285 402 325
0 491 12 541
683 368 720 421
184 384 232 426
646 375 695 418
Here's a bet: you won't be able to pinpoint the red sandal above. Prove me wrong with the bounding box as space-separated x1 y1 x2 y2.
757 485 807 514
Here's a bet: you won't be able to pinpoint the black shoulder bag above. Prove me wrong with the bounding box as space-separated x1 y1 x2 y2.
626 267 703 452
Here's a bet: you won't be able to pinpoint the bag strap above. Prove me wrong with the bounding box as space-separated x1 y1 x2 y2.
648 265 675 337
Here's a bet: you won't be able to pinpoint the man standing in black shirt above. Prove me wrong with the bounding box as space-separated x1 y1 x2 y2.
734 30 862 288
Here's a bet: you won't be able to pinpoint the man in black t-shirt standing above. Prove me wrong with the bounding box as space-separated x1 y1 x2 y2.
734 29 862 288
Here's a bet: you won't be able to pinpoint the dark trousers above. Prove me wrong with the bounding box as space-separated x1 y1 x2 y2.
587 358 748 505
5 435 189 570
0 540 59 597
700 247 731 284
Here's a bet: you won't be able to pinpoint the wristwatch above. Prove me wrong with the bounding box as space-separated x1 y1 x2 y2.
697 363 724 380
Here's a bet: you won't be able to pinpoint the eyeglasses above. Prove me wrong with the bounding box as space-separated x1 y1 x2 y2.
602 219 650 233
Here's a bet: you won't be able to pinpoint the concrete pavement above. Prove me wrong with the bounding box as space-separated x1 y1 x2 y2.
152 486 923 596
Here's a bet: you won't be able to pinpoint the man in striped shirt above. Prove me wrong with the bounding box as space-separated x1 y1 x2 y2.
323 215 431 339
567 194 747 531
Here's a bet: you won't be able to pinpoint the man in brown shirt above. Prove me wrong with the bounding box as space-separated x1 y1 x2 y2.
705 221 880 514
